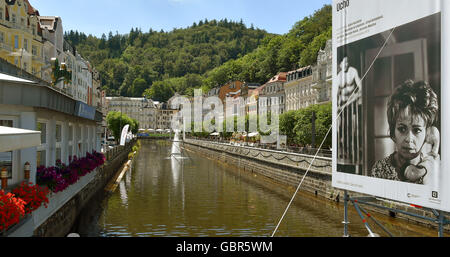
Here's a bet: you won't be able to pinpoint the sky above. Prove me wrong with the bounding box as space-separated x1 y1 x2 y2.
28 0 331 37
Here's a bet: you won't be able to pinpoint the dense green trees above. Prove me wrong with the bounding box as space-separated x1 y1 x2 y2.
279 103 332 148
187 102 332 149
65 19 269 97
66 5 331 101
202 5 332 90
106 111 139 142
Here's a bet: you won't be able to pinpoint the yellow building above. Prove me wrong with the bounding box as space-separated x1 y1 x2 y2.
0 0 44 78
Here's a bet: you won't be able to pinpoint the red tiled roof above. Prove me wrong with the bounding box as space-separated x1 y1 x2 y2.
24 0 40 16
267 72 287 83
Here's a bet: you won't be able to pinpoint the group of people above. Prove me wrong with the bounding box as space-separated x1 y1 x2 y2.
337 57 440 185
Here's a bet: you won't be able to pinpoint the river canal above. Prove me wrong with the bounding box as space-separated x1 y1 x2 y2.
76 140 439 237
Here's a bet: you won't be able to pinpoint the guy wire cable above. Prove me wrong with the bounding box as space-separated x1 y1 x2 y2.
271 27 396 237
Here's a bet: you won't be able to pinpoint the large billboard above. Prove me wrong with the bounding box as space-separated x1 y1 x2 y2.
332 0 450 211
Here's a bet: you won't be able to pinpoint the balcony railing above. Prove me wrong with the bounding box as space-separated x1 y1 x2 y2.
0 42 12 52
32 55 45 63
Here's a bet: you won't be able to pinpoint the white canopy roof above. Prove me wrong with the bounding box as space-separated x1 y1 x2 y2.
248 132 259 137
0 72 35 84
0 126 41 152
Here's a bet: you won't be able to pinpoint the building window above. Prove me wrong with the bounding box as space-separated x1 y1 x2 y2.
83 126 88 155
14 35 19 49
32 45 37 55
0 151 12 179
68 124 74 158
55 123 62 161
0 120 14 178
0 8 3 20
12 14 16 23
0 32 4 43
36 121 48 167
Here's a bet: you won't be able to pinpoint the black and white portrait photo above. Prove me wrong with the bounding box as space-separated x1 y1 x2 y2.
336 12 441 186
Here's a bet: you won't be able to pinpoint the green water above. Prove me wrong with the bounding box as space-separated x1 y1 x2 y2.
77 140 440 237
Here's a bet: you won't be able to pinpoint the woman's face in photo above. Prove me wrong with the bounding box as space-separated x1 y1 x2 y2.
394 107 427 160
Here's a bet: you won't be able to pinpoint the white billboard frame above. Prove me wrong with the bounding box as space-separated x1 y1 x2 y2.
332 0 450 212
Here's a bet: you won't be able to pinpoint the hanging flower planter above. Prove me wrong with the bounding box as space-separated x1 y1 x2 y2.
0 190 26 233
37 150 106 194
12 182 49 214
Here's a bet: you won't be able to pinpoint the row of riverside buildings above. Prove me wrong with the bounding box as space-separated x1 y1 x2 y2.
0 0 106 189
203 40 331 119
103 97 178 131
102 40 331 133
174 39 332 124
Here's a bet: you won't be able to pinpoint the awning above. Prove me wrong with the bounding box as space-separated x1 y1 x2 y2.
0 126 41 152
0 72 36 84
248 132 259 137
210 132 220 136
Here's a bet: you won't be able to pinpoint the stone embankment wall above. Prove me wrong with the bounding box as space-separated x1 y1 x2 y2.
184 139 335 199
32 141 135 237
183 139 449 233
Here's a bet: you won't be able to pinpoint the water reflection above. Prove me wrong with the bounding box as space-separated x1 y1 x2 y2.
78 140 440 237
119 180 128 207
171 156 181 185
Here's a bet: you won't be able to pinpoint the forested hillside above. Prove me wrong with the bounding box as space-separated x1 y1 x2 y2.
65 19 269 97
203 5 331 90
65 4 331 102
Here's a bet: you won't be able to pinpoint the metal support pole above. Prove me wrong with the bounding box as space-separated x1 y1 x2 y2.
358 205 394 237
352 200 378 237
343 190 349 237
438 210 444 237
346 196 448 237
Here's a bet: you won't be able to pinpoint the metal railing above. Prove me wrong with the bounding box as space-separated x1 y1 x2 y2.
185 136 332 158
103 138 136 162
32 55 45 63
0 42 12 52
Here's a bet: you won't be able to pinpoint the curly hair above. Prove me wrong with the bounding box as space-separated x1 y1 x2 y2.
387 80 438 139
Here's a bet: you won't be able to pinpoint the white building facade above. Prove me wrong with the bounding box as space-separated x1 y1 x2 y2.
259 72 287 115
312 39 332 104
0 73 102 188
105 97 157 130
285 66 314 111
